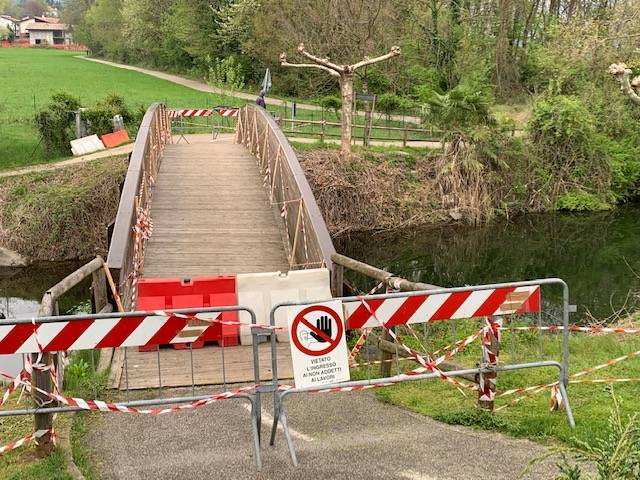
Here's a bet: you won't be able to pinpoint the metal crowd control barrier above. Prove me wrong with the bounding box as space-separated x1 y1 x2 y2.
264 278 576 466
0 306 266 470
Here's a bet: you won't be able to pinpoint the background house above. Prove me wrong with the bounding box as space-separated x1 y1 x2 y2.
26 22 71 45
18 16 59 40
0 15 18 40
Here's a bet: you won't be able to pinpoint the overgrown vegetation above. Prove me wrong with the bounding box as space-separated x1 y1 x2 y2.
0 156 127 260
537 393 640 479
61 0 640 214
34 92 142 158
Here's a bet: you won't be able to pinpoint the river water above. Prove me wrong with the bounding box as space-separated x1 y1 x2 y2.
0 262 86 378
1 207 639 375
337 206 640 322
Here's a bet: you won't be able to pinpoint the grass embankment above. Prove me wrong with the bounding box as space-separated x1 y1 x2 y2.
0 156 127 261
0 349 106 479
299 146 493 233
350 318 640 454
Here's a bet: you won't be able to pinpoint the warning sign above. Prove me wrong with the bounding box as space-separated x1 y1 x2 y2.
287 301 350 389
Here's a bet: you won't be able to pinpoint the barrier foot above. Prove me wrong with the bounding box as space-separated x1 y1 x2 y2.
250 397 263 471
280 410 298 466
558 382 576 429
269 395 280 446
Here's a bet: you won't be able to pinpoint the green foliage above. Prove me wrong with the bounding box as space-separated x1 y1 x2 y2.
83 93 133 137
544 393 640 479
34 92 81 157
418 79 494 129
528 95 612 210
208 55 246 91
556 190 611 211
319 95 342 116
376 93 403 116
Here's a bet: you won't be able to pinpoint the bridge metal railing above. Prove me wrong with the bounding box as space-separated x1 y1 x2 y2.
235 105 338 291
107 103 171 308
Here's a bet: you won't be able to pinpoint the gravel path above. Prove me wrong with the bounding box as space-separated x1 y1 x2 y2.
88 386 555 480
79 57 422 124
0 144 134 178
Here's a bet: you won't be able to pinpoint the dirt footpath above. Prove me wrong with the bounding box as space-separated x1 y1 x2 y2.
88 387 554 480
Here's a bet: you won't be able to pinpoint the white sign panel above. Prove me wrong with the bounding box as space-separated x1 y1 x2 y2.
287 300 350 389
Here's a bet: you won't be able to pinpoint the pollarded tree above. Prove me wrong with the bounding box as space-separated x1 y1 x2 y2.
280 44 400 157
608 63 640 106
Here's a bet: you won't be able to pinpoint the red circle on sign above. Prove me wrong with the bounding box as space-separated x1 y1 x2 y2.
291 305 344 357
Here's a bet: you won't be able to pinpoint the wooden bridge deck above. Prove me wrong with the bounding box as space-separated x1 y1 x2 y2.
110 135 294 390
143 135 289 278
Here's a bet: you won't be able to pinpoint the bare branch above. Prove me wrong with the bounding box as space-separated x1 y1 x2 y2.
280 53 341 77
297 43 345 73
350 46 401 72
609 63 640 106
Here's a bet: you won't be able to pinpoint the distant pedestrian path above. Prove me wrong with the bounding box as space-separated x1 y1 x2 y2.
0 143 134 178
80 57 421 124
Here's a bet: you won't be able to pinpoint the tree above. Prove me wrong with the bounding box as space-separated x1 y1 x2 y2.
280 43 400 156
609 63 640 106
20 0 47 17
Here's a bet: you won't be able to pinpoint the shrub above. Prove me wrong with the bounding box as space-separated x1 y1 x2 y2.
319 95 342 117
528 95 611 209
376 93 403 117
418 78 495 129
208 55 246 91
34 92 81 157
556 190 611 211
83 94 133 137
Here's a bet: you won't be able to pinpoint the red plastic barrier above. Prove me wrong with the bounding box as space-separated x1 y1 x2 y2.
136 276 239 351
100 130 130 148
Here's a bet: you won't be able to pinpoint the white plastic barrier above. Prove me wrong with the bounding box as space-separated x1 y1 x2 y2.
70 135 106 156
237 269 332 344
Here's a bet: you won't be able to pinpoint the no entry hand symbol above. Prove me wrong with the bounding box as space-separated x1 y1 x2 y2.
291 305 344 357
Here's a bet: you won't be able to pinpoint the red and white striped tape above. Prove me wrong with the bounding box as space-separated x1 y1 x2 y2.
345 286 540 329
0 311 282 354
0 370 257 414
356 296 477 393
217 108 239 117
494 349 640 411
169 109 214 118
0 429 51 456
500 325 640 335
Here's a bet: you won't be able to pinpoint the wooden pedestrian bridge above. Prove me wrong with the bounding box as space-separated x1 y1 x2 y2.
103 103 341 389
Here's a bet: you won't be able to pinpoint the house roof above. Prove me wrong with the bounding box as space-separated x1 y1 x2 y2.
0 15 18 22
26 22 68 31
19 16 57 24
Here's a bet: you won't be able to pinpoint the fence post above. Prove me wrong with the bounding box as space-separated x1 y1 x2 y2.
321 120 326 143
402 127 408 148
477 316 501 411
91 267 108 313
34 291 56 455
379 329 395 378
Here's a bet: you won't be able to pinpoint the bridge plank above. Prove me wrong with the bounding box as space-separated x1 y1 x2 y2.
142 138 289 278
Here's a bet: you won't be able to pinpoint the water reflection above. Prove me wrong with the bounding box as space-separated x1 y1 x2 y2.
338 206 640 321
0 262 88 378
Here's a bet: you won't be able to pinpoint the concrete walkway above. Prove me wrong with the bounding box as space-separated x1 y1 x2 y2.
88 387 555 479
80 57 421 124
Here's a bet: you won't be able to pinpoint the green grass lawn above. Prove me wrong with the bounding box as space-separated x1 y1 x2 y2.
0 48 243 171
350 319 640 454
0 48 433 171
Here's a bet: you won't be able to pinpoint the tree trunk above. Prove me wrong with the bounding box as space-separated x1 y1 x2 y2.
340 74 354 157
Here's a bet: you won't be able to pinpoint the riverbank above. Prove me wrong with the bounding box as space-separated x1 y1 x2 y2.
0 156 127 262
